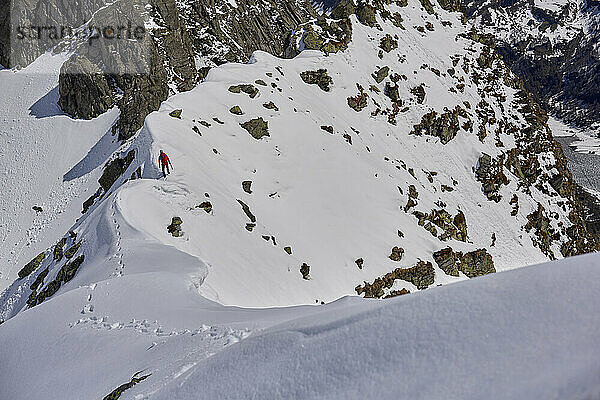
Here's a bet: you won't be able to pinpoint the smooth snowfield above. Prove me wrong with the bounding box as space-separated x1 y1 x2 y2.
151 252 600 400
1 252 599 399
0 53 119 291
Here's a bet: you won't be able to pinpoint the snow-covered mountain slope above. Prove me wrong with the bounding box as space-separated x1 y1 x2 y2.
462 0 600 129
1 249 599 399
1 0 598 316
1 0 599 397
0 53 120 291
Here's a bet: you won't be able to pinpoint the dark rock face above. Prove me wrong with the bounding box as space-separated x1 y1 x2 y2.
64 242 81 260
28 254 85 307
98 150 136 192
411 106 466 144
18 252 45 279
53 238 67 261
462 0 600 129
388 246 404 262
54 0 317 141
58 58 115 120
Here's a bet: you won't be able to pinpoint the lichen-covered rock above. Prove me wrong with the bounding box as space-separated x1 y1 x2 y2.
229 84 259 98
64 242 81 259
240 118 269 139
413 209 468 241
384 288 410 299
197 202 212 213
169 109 183 119
458 249 495 278
411 106 465 144
286 17 352 57
379 34 398 53
57 255 85 283
475 153 508 202
263 101 279 111
102 373 151 400
389 247 405 262
300 263 310 280
433 247 496 278
433 247 459 276
525 203 559 259
347 84 368 111
356 260 435 297
300 69 333 92
230 106 243 115
53 238 67 261
356 3 377 26
237 200 257 223
410 84 426 104
18 252 45 279
373 66 390 83
167 217 184 237
29 267 49 293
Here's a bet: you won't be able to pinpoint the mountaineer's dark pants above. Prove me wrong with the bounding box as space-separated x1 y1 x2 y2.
162 164 170 177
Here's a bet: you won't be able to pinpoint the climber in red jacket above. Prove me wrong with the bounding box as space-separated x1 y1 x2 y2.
159 150 173 178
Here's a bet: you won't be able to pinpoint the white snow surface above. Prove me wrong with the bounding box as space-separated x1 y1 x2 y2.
1 251 599 399
2 1 600 398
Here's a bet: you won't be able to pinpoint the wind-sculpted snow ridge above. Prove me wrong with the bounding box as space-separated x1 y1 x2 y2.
1 0 600 398
1 249 599 399
2 0 598 319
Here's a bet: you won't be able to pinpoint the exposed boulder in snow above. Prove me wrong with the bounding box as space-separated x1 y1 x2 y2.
300 69 333 92
167 217 184 237
240 118 269 140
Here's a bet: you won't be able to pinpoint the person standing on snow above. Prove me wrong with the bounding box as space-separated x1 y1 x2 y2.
159 150 173 178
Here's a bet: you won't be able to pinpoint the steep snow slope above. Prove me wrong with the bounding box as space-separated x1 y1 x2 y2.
2 0 597 316
0 53 119 291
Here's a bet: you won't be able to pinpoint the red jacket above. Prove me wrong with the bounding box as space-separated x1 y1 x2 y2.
159 153 170 165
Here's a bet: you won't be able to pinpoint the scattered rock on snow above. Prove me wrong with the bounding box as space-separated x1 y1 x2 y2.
300 263 311 280
240 118 269 139
167 217 184 237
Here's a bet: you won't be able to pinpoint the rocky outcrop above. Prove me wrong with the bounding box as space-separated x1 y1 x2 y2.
300 69 333 92
356 260 435 298
99 150 136 192
18 252 45 279
413 209 468 242
410 106 467 144
28 255 85 307
433 247 496 278
462 0 600 129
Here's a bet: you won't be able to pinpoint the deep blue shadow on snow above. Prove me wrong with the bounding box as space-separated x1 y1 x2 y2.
64 122 121 182
29 86 64 118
